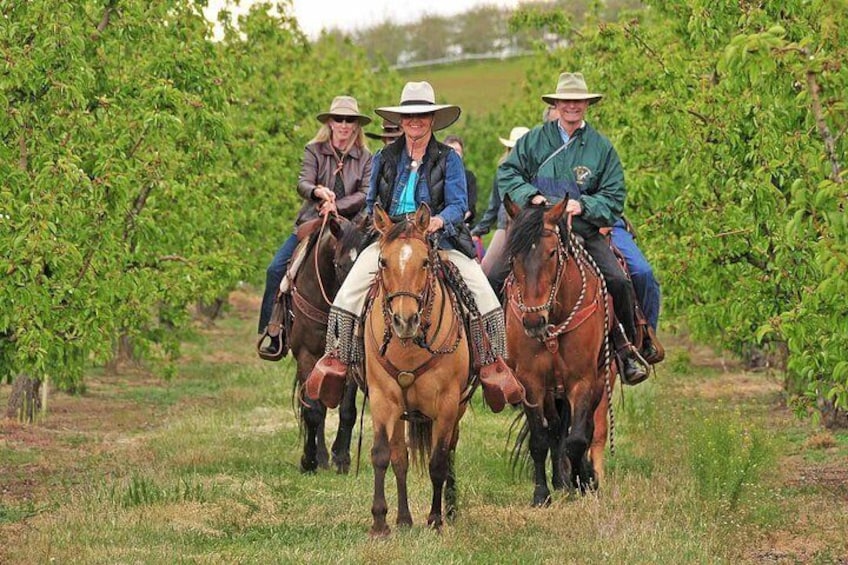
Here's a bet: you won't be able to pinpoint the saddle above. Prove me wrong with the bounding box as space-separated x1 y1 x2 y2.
256 222 325 361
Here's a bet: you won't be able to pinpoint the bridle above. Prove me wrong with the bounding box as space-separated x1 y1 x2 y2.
509 224 591 343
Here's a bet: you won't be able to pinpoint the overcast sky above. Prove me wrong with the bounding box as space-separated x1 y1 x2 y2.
204 0 522 39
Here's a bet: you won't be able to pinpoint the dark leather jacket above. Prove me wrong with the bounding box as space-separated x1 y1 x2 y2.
295 141 372 226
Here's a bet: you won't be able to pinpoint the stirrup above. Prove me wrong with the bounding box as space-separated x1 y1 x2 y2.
257 324 286 361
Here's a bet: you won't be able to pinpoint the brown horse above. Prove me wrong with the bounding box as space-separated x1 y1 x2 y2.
363 203 471 537
504 196 614 506
290 215 365 473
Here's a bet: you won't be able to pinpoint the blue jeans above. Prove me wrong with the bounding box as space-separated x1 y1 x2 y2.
611 219 661 331
258 233 298 334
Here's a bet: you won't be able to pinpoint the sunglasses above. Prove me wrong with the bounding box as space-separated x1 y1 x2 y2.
332 116 359 124
401 112 434 120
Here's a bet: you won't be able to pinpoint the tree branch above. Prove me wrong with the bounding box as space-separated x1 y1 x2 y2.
805 69 843 185
91 0 118 41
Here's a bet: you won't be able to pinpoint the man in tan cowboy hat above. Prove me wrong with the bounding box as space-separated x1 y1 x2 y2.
304 81 525 413
496 71 649 385
365 118 403 145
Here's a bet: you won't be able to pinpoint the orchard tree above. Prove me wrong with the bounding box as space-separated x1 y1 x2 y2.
508 1 847 418
1 0 243 397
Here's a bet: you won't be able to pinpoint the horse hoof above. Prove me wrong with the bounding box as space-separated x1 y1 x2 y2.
532 494 552 508
426 516 443 532
396 516 413 529
369 526 391 539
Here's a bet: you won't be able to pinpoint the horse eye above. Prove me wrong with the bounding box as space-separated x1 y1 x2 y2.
378 257 386 269
549 248 557 258
422 258 430 269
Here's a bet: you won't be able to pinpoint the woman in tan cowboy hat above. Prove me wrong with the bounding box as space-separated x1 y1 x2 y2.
258 95 373 357
496 71 649 385
471 126 530 279
305 81 525 413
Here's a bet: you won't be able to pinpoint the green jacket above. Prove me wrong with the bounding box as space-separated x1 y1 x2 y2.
497 120 625 237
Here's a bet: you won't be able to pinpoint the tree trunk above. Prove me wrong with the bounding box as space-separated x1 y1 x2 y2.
6 375 42 423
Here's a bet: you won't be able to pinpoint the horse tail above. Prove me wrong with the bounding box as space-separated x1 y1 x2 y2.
407 420 432 471
507 409 532 480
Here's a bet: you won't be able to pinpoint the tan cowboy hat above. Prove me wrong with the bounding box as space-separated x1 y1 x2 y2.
499 126 530 148
375 81 461 132
365 118 403 140
316 95 371 125
541 72 603 106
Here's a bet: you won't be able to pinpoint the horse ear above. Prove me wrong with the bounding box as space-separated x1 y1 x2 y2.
504 193 521 220
373 203 393 235
414 202 431 233
545 196 569 225
328 215 345 240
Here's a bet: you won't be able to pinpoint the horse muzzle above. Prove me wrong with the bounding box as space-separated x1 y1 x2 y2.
391 311 420 340
522 312 548 338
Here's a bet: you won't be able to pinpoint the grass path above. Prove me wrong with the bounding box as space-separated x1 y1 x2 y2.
2 290 847 563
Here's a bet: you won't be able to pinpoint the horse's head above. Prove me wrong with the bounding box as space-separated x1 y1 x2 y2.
505 195 569 339
328 215 366 284
373 202 433 341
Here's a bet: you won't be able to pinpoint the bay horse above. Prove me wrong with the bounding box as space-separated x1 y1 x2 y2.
289 214 365 473
363 203 471 537
503 196 614 506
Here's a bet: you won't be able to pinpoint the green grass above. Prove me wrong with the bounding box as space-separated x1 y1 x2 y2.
2 301 847 563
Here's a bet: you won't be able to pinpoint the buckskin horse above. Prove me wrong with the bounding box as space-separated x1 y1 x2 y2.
289 215 365 473
363 203 472 537
503 196 614 506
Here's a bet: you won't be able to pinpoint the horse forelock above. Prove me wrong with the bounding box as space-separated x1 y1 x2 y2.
507 206 548 260
383 218 425 245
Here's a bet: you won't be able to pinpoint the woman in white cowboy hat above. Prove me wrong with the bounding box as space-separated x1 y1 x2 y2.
496 71 649 385
305 81 525 413
471 126 530 279
258 95 373 358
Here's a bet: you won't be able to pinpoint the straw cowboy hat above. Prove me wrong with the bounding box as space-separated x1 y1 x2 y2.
375 81 461 132
499 126 530 148
316 95 371 125
541 72 603 106
365 118 403 140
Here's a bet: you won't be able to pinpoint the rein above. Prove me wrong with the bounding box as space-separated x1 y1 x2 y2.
313 212 335 306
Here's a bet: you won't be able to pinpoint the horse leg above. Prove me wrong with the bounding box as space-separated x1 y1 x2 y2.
550 397 569 491
427 416 455 531
444 449 458 523
565 378 603 493
331 380 358 474
390 419 413 529
316 416 330 469
589 368 615 488
299 396 326 473
370 423 392 538
526 402 552 507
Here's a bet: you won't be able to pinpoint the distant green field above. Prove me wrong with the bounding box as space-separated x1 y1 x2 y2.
399 57 531 120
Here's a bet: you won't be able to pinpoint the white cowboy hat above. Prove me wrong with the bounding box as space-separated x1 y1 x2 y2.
541 72 603 106
365 118 403 140
316 95 372 125
375 81 461 132
499 126 530 148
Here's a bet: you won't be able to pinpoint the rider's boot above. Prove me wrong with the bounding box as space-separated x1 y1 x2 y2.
478 356 525 413
304 352 347 409
620 346 648 386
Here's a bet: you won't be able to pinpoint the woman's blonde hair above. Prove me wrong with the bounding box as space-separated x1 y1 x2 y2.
309 122 367 154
